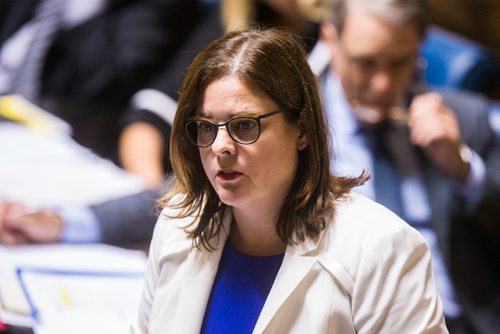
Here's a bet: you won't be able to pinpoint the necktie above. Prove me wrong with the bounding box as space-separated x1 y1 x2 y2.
369 124 405 219
11 0 64 101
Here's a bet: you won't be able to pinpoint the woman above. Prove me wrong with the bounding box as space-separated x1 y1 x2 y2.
131 28 447 333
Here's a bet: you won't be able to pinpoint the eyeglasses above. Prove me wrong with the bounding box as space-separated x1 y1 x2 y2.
185 110 284 147
349 99 409 125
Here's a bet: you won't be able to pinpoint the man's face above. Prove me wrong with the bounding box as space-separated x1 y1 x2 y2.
326 10 421 124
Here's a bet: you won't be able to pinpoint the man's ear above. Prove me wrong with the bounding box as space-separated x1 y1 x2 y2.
319 22 342 72
320 22 339 44
297 110 309 151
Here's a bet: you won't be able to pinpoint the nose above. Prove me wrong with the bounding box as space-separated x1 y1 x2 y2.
211 127 236 155
371 70 392 94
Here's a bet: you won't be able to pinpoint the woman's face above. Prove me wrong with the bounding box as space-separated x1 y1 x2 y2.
197 76 303 213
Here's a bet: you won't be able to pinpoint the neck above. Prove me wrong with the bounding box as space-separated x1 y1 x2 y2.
229 208 286 257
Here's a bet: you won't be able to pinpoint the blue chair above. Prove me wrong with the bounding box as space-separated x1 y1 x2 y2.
420 26 500 96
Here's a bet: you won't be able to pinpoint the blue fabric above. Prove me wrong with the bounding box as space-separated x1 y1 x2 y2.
59 207 102 243
420 27 500 95
201 243 284 334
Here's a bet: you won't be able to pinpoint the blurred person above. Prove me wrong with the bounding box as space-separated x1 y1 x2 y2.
130 28 447 333
118 0 224 188
0 0 201 187
312 0 500 332
0 0 221 248
0 185 167 249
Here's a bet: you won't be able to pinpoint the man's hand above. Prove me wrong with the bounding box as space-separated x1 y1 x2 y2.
408 93 470 184
0 202 63 245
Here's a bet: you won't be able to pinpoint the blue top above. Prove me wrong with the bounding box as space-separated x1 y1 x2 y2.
201 242 284 333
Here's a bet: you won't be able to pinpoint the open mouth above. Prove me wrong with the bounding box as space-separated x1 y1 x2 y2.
217 170 242 181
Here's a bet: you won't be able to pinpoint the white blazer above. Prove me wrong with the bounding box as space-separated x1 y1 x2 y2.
131 192 448 333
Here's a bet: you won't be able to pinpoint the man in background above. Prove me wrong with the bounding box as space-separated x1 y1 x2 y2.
312 0 500 333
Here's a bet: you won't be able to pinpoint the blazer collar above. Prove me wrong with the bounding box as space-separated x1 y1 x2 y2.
254 222 324 332
160 207 326 333
166 207 233 333
253 247 319 332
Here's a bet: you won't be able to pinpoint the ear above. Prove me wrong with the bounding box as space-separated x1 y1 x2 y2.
320 22 339 45
320 22 341 61
297 110 310 151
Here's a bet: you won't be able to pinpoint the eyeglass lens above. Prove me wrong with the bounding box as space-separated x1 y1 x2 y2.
186 117 260 146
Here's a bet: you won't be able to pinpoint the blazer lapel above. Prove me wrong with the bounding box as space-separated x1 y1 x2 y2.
253 236 320 332
173 247 222 333
170 208 233 333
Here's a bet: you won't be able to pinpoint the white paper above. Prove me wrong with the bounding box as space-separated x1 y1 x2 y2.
0 123 144 207
0 244 147 332
19 268 143 334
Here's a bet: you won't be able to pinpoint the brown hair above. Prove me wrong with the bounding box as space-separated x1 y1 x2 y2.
160 27 366 250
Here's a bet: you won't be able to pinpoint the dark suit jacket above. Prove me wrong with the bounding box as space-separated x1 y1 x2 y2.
90 184 169 249
428 89 500 334
120 0 224 172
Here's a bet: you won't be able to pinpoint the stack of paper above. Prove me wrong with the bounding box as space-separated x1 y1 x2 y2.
0 94 145 208
0 122 145 208
0 244 147 333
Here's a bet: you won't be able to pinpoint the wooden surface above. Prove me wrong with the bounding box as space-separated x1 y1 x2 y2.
428 0 500 51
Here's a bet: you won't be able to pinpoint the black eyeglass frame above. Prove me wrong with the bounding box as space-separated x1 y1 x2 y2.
185 109 284 147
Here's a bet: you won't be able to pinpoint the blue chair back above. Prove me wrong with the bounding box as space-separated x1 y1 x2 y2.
420 26 500 96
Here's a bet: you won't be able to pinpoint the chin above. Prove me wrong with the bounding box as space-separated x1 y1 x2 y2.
219 192 255 210
215 190 241 207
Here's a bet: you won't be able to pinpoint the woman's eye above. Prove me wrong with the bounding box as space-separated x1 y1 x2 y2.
198 122 214 132
233 119 257 130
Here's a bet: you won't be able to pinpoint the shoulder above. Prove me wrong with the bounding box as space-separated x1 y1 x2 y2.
436 88 489 108
321 192 429 278
317 192 445 332
329 192 423 242
148 205 195 258
435 88 490 121
156 206 192 236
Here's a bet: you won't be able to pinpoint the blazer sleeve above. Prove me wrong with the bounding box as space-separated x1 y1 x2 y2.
130 210 166 334
351 225 448 333
441 89 500 244
439 90 500 326
440 90 500 200
90 187 165 247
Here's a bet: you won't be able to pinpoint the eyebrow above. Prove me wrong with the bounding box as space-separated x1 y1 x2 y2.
196 110 266 119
